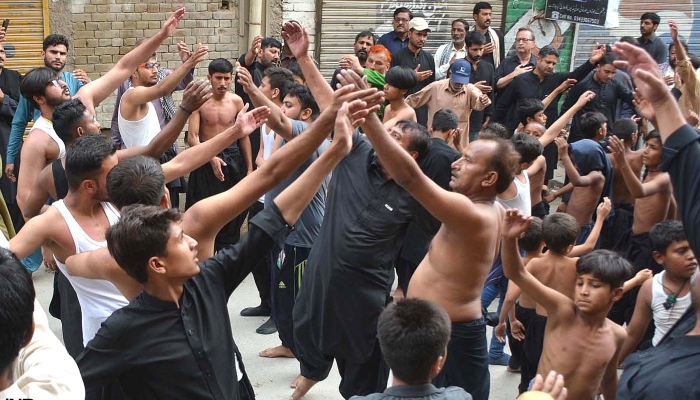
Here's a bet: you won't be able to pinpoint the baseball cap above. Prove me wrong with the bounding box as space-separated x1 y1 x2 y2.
450 59 471 84
408 17 431 32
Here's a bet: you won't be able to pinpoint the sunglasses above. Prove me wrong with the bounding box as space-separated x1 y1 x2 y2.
515 38 535 43
140 62 160 69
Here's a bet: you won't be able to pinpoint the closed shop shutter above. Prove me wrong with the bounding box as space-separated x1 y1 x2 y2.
317 0 504 80
0 0 49 74
573 2 700 67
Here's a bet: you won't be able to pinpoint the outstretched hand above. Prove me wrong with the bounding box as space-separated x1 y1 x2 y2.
161 8 185 38
334 69 385 111
613 42 669 108
234 103 270 137
331 102 355 156
185 43 208 68
502 209 532 240
180 80 213 113
607 136 626 164
575 90 596 107
235 63 257 94
530 371 568 400
554 137 569 157
281 21 309 59
557 78 577 94
596 197 612 220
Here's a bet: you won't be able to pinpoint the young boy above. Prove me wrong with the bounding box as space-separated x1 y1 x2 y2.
619 220 698 364
579 111 608 144
383 66 417 128
555 136 613 246
501 209 631 400
349 298 471 400
605 118 643 248
608 131 675 327
521 91 596 219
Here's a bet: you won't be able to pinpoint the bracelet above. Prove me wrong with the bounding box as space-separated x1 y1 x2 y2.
179 105 192 114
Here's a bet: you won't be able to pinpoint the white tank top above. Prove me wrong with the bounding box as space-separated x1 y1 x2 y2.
53 200 128 345
497 171 531 216
118 87 162 148
650 270 695 346
32 116 66 159
258 123 276 203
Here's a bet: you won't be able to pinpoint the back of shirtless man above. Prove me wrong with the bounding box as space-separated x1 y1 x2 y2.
186 58 248 250
353 66 520 400
556 137 611 245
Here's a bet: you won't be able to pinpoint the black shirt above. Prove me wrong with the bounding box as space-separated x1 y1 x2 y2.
469 60 495 134
493 60 596 132
235 54 266 159
560 70 635 143
77 204 292 400
391 47 436 127
637 34 668 65
475 28 505 68
350 383 472 400
494 54 537 96
294 130 435 363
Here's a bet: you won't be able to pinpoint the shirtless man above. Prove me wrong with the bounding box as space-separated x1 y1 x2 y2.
117 43 206 148
186 58 249 251
502 210 630 400
555 136 612 245
15 8 186 213
383 66 417 128
350 68 520 400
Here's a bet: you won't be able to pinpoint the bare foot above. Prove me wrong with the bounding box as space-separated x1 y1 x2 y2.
290 376 318 400
259 345 295 358
290 374 303 388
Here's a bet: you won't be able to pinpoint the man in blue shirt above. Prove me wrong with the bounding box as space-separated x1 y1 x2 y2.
378 7 413 57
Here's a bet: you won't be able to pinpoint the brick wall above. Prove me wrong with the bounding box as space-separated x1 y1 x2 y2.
283 0 316 58
68 0 242 127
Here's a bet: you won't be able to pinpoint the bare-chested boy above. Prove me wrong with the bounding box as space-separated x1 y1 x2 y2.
502 209 631 400
186 58 248 251
356 66 520 399
555 136 613 246
607 130 674 327
383 66 417 128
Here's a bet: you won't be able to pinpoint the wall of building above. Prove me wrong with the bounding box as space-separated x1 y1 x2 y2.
282 0 316 58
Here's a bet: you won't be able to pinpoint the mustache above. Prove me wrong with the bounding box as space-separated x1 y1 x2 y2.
217 85 227 90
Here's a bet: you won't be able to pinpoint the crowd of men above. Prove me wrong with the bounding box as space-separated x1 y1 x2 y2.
1 4 700 400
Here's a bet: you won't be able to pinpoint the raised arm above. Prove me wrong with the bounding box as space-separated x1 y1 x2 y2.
6 96 35 170
540 90 594 147
16 136 53 213
22 163 55 219
501 209 574 319
608 136 671 198
65 249 142 300
116 80 213 161
236 64 293 139
555 137 604 187
282 22 333 111
75 8 186 109
569 197 610 256
9 210 53 258
405 83 434 110
544 79 576 110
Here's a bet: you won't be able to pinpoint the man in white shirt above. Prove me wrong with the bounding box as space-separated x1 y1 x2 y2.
434 19 469 81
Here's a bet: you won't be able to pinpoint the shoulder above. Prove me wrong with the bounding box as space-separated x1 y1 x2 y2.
291 119 309 135
610 319 628 343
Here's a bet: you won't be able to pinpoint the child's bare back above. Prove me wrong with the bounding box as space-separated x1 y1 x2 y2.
528 253 579 316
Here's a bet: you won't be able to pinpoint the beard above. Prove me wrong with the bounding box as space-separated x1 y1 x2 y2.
357 50 368 63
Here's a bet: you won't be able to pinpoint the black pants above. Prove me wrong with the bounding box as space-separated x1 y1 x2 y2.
272 243 311 353
51 270 84 359
514 304 536 393
248 201 271 309
521 313 547 394
395 257 418 294
433 318 490 400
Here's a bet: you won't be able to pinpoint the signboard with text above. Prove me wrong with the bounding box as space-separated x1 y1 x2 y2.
545 0 609 27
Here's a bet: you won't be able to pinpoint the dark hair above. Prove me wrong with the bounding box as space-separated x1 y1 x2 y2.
689 54 700 70
650 220 687 255
208 58 234 75
577 250 632 289
579 111 607 139
355 30 377 45
284 83 320 120
640 12 661 25
287 62 305 83
473 2 493 15
378 298 450 385
261 37 283 50
107 156 165 209
431 109 458 132
669 40 690 57
263 67 294 93
107 205 182 284
385 66 418 91
543 212 580 254
512 133 543 164
646 129 661 143
465 31 486 47
53 98 87 144
395 119 431 162
0 249 35 372
517 27 535 41
43 34 69 51
65 134 117 191
452 18 469 29
597 53 619 67
483 138 520 194
479 121 512 140
619 36 636 44
517 98 545 126
394 7 413 19
519 217 543 252
20 67 55 108
611 118 637 141
538 45 560 59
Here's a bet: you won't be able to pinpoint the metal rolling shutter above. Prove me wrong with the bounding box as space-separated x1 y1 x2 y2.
317 0 504 81
574 2 699 67
0 0 49 74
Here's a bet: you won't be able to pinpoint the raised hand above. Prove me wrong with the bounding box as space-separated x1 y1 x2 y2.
613 42 667 107
235 63 257 94
590 43 606 64
233 103 271 137
210 157 227 182
669 20 679 42
687 110 699 126
249 35 262 55
607 136 627 164
596 197 612 220
554 137 569 157
502 209 532 240
575 90 596 107
531 371 568 400
413 64 433 82
334 69 385 111
331 102 354 156
632 90 656 124
635 268 653 285
161 8 185 39
180 80 213 113
281 21 309 59
557 78 577 94
185 43 208 68
73 69 90 84
177 41 192 62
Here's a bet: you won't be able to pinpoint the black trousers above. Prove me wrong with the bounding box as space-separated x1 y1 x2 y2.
514 304 536 393
521 313 547 394
49 270 84 359
272 243 311 352
248 201 271 309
